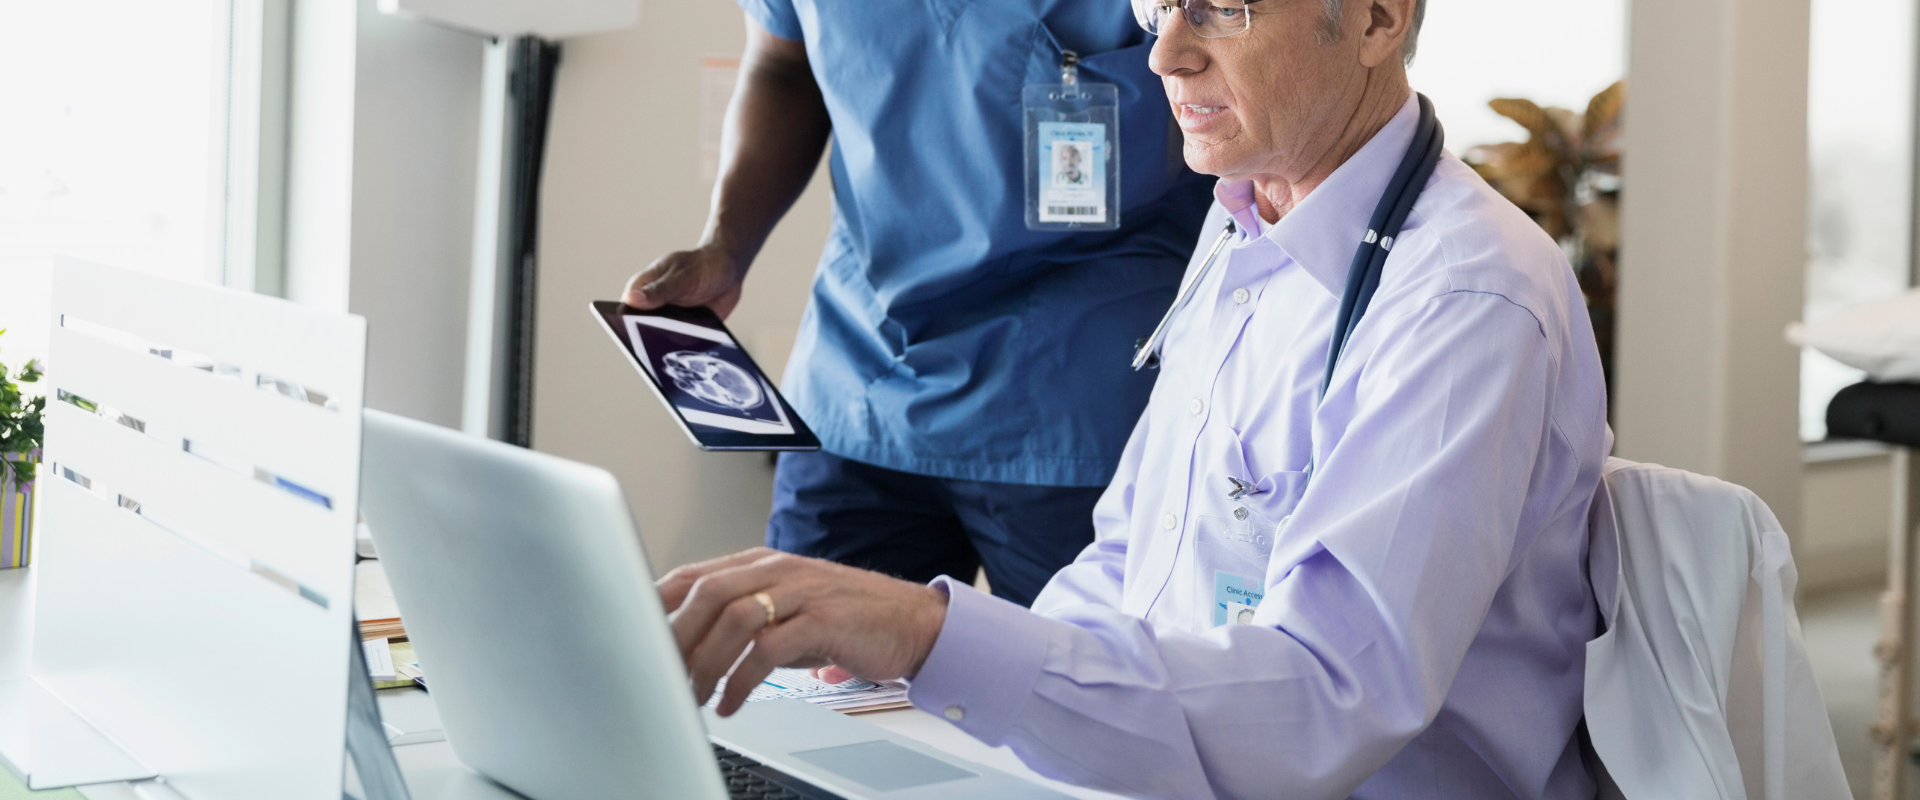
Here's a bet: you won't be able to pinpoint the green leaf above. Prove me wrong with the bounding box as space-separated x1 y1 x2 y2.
0 333 45 458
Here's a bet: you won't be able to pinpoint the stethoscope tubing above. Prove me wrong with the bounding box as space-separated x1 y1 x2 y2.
1322 94 1444 397
1131 219 1239 371
1131 93 1444 403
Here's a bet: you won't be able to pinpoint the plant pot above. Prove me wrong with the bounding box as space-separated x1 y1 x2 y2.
1 451 37 570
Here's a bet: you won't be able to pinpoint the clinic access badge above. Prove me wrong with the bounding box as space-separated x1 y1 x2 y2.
1023 51 1121 231
1213 571 1265 627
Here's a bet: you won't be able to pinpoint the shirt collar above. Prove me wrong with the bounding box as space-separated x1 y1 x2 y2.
1210 93 1422 296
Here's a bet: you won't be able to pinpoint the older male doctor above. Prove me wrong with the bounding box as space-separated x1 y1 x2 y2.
660 0 1611 796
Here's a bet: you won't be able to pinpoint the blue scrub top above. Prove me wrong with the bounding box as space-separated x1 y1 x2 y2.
743 0 1214 487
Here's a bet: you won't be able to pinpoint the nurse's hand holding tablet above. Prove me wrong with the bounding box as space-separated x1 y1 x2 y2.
619 22 829 325
625 243 748 320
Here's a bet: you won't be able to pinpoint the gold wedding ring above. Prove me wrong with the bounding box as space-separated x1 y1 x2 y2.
753 591 777 628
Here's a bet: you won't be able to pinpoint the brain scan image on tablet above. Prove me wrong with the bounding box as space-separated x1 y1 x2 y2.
622 314 795 436
661 351 766 411
593 301 818 451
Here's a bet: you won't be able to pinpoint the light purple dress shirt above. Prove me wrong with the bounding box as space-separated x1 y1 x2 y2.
906 95 1612 799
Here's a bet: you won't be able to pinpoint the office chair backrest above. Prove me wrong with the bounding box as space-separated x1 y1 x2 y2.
1583 457 1849 800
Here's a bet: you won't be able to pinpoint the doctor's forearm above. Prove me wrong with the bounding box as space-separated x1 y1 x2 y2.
700 17 833 271
914 573 1432 800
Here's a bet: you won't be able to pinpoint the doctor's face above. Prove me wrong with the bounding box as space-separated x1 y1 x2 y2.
1149 0 1372 181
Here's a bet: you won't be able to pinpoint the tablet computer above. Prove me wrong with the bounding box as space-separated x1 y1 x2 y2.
591 301 820 451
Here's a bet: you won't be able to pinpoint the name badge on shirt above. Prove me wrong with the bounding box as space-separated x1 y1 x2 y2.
1213 570 1264 626
1023 51 1120 231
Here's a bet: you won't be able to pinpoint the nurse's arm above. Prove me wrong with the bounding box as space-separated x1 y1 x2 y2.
623 16 831 319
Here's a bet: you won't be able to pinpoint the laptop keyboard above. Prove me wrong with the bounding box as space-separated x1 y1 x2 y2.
713 743 847 800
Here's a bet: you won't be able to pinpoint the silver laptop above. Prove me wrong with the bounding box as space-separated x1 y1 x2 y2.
359 410 1071 800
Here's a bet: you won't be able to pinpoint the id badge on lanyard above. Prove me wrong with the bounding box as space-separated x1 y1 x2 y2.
1023 51 1121 231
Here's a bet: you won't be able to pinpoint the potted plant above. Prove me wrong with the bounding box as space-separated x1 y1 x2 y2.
1 330 44 569
1464 80 1624 405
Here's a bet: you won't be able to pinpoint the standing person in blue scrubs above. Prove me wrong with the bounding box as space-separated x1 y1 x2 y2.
623 1 1212 606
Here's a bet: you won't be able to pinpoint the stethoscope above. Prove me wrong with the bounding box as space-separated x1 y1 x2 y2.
1131 93 1445 403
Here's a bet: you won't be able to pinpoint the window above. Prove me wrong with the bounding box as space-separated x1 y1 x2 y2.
1802 0 1917 442
1408 0 1628 156
0 0 277 361
1406 0 1628 395
0 1 233 286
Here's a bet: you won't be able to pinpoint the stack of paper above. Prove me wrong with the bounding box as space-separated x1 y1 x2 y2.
391 641 426 686
355 561 407 641
811 683 911 714
714 668 911 714
363 638 397 682
359 617 407 641
363 637 426 690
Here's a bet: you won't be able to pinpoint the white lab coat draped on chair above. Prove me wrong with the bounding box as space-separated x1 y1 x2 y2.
1584 457 1850 800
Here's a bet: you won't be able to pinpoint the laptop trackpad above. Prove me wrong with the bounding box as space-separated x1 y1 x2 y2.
789 740 978 792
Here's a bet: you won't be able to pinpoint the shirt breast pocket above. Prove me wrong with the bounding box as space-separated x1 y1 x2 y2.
1192 469 1308 628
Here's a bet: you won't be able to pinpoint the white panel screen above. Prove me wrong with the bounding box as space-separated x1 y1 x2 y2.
33 256 366 799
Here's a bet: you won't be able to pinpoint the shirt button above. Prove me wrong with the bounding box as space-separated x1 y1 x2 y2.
1188 398 1203 415
1161 513 1178 530
1233 287 1251 304
944 705 965 721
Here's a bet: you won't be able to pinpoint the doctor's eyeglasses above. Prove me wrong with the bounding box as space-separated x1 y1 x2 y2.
1133 0 1262 38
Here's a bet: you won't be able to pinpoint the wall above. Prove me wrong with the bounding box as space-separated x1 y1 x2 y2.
280 0 808 569
284 0 359 313
1801 450 1896 595
1614 0 1810 540
345 0 485 429
533 11 832 571
352 0 1875 588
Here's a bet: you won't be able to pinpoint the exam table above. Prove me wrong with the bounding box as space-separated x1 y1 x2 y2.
1832 382 1920 800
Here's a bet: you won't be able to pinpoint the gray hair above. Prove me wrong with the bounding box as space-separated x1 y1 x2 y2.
1321 0 1428 66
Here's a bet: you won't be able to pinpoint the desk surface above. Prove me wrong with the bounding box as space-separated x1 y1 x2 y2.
378 686 1126 800
9 561 1126 800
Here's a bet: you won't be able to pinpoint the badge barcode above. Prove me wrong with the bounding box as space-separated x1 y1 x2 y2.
1047 206 1101 216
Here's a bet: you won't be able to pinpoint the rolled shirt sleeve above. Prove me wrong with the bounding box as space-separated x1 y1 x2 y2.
908 291 1565 799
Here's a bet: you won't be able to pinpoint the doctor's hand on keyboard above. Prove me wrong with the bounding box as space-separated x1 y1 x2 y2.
658 547 948 717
